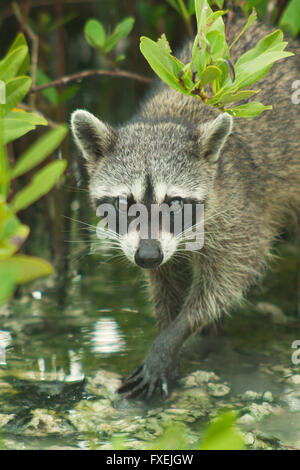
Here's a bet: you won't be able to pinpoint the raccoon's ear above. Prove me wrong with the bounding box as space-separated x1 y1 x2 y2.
199 112 233 163
71 110 117 163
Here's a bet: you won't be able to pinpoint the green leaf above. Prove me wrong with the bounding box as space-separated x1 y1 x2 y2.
6 33 30 76
6 110 48 126
206 6 226 37
218 89 260 105
199 412 245 450
0 223 29 260
0 254 53 285
115 54 126 63
56 85 79 104
207 10 227 25
279 0 300 37
47 11 77 33
206 30 227 60
2 110 48 145
200 65 222 86
180 63 195 90
177 0 192 24
7 33 27 53
0 207 19 241
229 9 257 50
105 17 135 53
195 0 209 34
226 101 272 118
0 76 32 118
0 125 10 198
0 268 16 306
2 104 48 145
157 33 172 54
36 68 59 104
11 159 67 212
234 50 294 90
84 19 106 50
0 46 28 82
148 424 189 450
140 36 186 93
187 0 195 15
12 124 68 179
235 30 285 68
2 120 35 145
0 200 29 260
192 34 209 76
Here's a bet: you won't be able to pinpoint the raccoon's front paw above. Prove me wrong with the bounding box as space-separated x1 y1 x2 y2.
117 350 178 400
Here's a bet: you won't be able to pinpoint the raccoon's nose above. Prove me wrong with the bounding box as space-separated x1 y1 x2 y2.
135 240 163 269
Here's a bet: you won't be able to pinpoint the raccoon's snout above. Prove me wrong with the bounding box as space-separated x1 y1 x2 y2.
134 240 163 269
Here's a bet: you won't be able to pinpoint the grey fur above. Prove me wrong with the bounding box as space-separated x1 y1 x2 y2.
71 18 300 398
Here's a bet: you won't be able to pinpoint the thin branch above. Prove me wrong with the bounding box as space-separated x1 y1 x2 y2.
266 0 278 23
12 1 39 109
28 69 153 94
274 0 289 24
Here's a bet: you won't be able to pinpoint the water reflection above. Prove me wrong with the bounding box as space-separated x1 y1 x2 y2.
90 317 125 355
35 350 85 382
283 386 300 412
32 291 43 300
0 330 12 366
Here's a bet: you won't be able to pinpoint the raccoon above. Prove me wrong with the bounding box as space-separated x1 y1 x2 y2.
71 18 300 399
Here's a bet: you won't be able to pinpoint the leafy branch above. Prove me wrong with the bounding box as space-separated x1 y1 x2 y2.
140 0 294 118
0 33 68 305
11 1 39 110
27 15 151 97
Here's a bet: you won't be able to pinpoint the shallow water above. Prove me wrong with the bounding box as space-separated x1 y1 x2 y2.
0 240 300 450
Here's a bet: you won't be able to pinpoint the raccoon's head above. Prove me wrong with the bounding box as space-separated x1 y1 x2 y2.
71 109 233 269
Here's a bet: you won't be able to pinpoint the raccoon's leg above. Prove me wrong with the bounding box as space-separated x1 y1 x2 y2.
147 257 192 330
118 243 268 400
117 273 242 400
118 310 192 399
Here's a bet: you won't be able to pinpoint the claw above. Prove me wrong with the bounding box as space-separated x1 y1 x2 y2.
120 365 143 384
118 359 175 400
128 365 143 379
124 378 148 399
146 380 158 401
118 365 144 394
118 376 141 394
160 378 169 398
120 372 143 387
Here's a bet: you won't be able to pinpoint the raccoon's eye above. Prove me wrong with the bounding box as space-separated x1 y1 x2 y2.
169 198 184 212
115 196 128 213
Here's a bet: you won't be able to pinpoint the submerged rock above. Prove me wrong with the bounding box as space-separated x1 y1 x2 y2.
23 409 74 436
207 383 231 397
0 364 295 450
286 374 300 385
180 370 220 387
0 414 14 427
262 391 274 403
245 403 275 421
241 390 262 402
